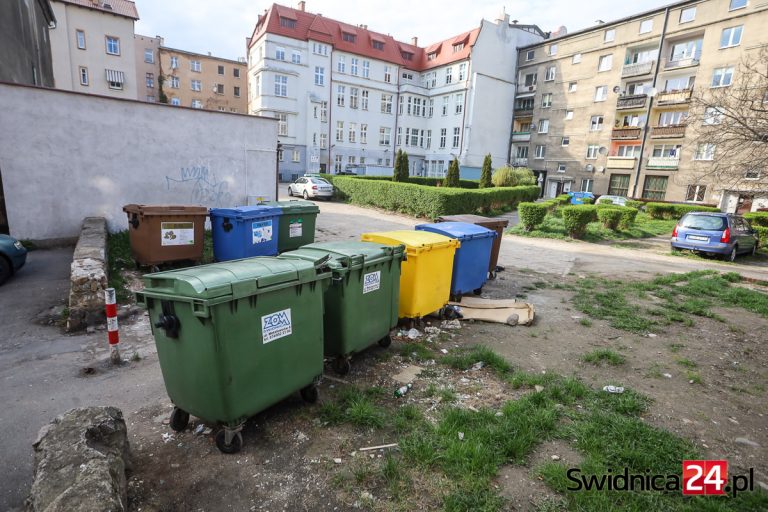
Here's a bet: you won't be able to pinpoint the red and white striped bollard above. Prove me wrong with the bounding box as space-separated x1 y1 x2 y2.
105 288 121 364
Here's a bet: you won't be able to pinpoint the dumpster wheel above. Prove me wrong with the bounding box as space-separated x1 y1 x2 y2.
300 383 319 404
169 407 189 432
332 356 351 375
215 429 243 454
378 334 392 348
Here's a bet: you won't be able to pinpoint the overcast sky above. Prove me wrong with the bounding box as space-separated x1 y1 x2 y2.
135 0 673 61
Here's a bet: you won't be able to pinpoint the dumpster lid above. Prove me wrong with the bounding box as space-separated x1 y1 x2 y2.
361 230 459 253
122 204 209 216
261 200 320 215
141 257 322 300
283 242 404 272
416 222 497 241
436 214 509 229
209 205 282 219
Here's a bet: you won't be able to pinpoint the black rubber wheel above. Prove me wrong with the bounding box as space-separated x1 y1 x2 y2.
378 334 392 348
288 187 293 197
332 356 351 375
488 271 496 280
473 287 483 296
303 190 309 200
752 244 757 257
169 407 189 432
725 247 737 262
215 430 243 454
300 384 319 403
671 246 681 253
0 257 11 286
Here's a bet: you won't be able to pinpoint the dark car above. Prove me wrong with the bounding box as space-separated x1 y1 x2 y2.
0 234 28 285
671 212 758 261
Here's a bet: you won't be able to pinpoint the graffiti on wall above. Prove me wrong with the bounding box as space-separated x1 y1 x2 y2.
165 159 233 206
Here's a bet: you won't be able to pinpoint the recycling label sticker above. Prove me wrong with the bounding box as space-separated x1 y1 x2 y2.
160 222 194 246
289 220 303 238
261 308 292 344
363 271 381 294
252 219 273 244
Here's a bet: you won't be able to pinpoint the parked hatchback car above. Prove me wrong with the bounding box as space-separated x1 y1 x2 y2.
595 195 629 206
0 234 28 285
671 212 758 261
288 176 334 200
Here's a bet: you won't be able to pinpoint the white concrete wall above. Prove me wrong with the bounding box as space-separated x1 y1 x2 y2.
0 83 278 240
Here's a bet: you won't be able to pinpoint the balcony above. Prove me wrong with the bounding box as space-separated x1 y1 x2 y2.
617 94 648 110
621 61 654 78
515 108 534 118
647 156 680 169
511 157 529 167
606 156 637 169
511 131 531 142
656 88 692 105
611 127 642 140
517 84 537 95
664 57 700 70
650 124 687 138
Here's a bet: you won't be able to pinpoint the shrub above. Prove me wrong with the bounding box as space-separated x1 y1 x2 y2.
618 207 639 229
479 154 493 189
492 166 536 187
518 203 547 231
393 150 409 182
601 198 614 205
582 197 595 205
443 158 460 188
626 200 645 210
754 226 768 249
646 202 720 220
555 194 572 205
562 205 598 239
597 208 623 230
744 212 768 228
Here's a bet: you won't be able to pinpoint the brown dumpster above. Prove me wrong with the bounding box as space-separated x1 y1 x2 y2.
122 205 208 267
436 214 508 278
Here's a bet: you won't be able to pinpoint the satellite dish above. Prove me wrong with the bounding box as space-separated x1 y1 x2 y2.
612 85 621 93
598 166 605 173
598 146 608 155
585 164 594 172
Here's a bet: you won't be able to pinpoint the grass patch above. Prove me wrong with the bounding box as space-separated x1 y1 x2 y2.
579 318 593 327
107 230 133 303
441 345 512 375
509 212 676 243
399 342 435 362
318 386 387 429
668 343 685 353
687 371 703 384
582 349 626 366
676 358 697 369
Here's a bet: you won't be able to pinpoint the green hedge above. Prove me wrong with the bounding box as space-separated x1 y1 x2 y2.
518 203 547 231
754 226 768 249
320 174 480 189
646 202 720 220
328 176 539 218
597 208 622 230
744 212 768 228
618 207 639 229
626 200 645 210
562 205 598 239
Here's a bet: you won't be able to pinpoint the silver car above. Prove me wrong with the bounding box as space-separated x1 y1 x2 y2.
596 195 629 206
288 176 334 200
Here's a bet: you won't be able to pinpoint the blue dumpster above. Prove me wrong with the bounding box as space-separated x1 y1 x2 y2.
210 206 282 261
415 222 496 297
568 191 595 205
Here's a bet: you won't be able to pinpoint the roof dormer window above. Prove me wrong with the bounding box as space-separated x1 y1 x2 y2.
401 51 413 61
372 40 384 50
427 52 437 61
453 43 464 52
279 17 296 28
342 32 356 43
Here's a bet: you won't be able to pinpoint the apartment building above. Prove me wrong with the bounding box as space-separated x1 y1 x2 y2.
247 2 544 181
49 0 139 98
158 47 247 113
0 0 56 87
134 34 162 103
513 0 768 210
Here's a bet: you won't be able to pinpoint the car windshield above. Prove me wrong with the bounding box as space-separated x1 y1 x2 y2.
680 215 727 231
311 178 330 185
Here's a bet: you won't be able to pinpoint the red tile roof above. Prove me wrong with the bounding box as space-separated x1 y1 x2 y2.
249 3 476 72
54 0 139 20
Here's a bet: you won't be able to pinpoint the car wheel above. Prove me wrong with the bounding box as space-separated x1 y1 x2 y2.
726 247 737 262
0 257 10 286
752 244 757 257
303 190 309 200
288 186 293 197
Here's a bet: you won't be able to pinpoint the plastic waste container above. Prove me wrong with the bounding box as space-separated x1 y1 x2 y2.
135 256 331 454
568 191 595 204
436 214 509 278
360 231 458 319
209 206 282 261
122 204 209 267
280 241 404 375
261 200 320 253
415 222 497 298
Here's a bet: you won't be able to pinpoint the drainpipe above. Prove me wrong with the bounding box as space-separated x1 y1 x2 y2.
458 63 471 170
631 6 670 198
392 65 402 172
328 47 334 173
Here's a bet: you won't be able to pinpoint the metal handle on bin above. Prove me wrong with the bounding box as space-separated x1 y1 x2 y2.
222 218 233 232
130 214 139 229
155 301 180 338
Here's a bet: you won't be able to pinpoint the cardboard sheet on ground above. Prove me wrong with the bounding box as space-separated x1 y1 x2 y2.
448 297 535 326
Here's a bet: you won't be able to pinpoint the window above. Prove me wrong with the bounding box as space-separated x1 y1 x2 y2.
361 90 369 110
275 47 285 60
190 60 201 72
440 128 447 148
254 76 260 95
190 100 202 109
384 66 391 83
363 60 370 78
568 82 577 93
586 145 600 159
312 43 328 55
680 7 696 23
337 55 345 73
348 156 356 166
686 184 707 202
598 54 613 72
350 57 359 76
145 72 154 88
191 79 201 91
428 52 437 61
274 75 287 96
619 112 647 127
290 149 300 163
144 49 153 63
627 48 657 65
515 146 529 159
703 107 725 125
336 121 344 142
452 127 460 148
280 16 296 28
105 36 120 55
170 97 181 106
459 63 467 81
146 95 155 102
445 67 453 84
720 26 743 48
373 40 384 50
314 66 324 86
234 68 240 78
729 0 747 10
170 56 179 69
292 51 301 64
627 80 650 94
694 143 716 160
76 30 86 50
658 110 687 126
562 137 570 146
334 155 342 172
453 42 465 53
617 144 642 157
426 130 432 149
670 39 702 62
442 96 449 116
217 65 224 75
79 66 88 86
455 93 464 114
581 179 594 192
349 87 359 109
105 69 123 89
276 113 287 135
535 145 546 159
538 120 549 133
595 86 608 101
557 163 567 172
711 67 734 87
663 76 693 92
545 66 556 81
337 85 345 107
428 99 434 117
590 115 604 131
639 19 653 34
604 29 615 43
359 124 367 144
572 53 582 64
319 133 327 149
342 32 356 43
234 86 241 97
745 170 761 179
396 127 402 145
642 176 668 200
523 72 537 87
410 128 419 146
548 44 558 56
320 101 328 122
652 144 681 157
214 83 224 95
381 94 392 113
349 123 357 143
526 50 535 61
608 174 631 195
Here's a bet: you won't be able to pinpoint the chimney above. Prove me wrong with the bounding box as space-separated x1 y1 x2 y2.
411 36 418 46
298 1 306 11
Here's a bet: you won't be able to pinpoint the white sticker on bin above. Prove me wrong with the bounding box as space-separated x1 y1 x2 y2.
289 221 303 238
363 271 381 294
262 308 292 343
160 222 194 246
252 220 273 244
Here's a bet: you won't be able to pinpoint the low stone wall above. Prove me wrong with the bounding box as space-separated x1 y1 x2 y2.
67 217 108 331
28 407 131 512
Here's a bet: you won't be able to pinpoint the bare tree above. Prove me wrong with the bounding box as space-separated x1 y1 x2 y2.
685 47 768 193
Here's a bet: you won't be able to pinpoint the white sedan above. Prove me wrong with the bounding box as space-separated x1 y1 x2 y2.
288 176 334 200
596 195 629 206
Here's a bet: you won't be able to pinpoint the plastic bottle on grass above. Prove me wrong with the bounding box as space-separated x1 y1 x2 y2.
394 383 412 398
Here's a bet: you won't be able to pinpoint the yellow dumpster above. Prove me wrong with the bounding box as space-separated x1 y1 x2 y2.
361 230 459 319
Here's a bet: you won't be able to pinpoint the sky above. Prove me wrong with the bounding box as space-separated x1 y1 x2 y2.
135 0 674 61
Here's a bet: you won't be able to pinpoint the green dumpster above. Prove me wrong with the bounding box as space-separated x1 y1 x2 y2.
279 241 404 375
135 256 331 453
261 200 320 253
